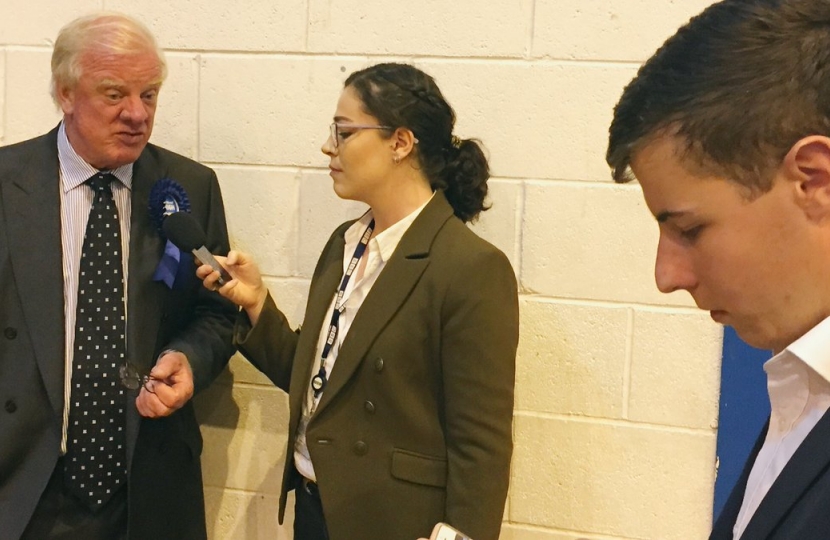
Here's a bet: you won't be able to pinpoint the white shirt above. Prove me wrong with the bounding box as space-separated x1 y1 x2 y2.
58 122 133 454
733 316 830 539
294 196 432 482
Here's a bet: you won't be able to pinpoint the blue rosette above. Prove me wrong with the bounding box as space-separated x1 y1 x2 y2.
148 178 192 289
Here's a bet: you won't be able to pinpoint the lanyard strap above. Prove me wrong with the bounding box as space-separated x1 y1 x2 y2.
311 220 374 398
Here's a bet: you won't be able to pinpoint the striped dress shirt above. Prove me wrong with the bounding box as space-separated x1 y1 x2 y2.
57 122 133 454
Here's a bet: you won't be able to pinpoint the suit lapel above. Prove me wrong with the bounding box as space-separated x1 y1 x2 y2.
125 149 167 461
126 149 167 371
741 410 830 539
313 193 453 418
2 129 65 416
710 419 769 540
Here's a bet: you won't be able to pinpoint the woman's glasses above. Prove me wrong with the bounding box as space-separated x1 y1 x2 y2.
329 122 393 149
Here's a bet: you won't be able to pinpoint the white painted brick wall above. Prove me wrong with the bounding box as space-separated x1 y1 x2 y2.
532 0 718 62
1 2 723 539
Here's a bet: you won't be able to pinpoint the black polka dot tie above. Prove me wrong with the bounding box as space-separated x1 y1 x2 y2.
64 173 128 510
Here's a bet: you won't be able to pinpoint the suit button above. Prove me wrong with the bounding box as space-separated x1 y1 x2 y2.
374 358 384 372
353 441 368 455
364 400 375 414
4 327 17 340
5 400 17 413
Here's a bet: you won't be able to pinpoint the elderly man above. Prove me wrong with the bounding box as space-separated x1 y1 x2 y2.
0 12 236 539
608 1 830 539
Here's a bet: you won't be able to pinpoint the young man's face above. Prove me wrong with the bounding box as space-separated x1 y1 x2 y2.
630 134 830 352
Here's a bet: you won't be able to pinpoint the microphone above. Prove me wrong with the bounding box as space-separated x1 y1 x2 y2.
162 212 232 286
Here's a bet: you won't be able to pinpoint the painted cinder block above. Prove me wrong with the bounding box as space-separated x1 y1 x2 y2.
199 55 369 167
106 0 307 52
296 169 368 278
203 486 292 540
307 0 532 58
0 50 6 144
516 299 628 419
417 60 639 182
533 0 718 62
150 52 200 160
511 415 716 540
3 49 60 145
521 181 696 307
213 165 301 277
500 525 630 540
0 1 102 47
469 179 523 274
197 382 289 494
628 309 722 429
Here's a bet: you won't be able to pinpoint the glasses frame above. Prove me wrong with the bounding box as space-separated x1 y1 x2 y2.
329 122 394 150
119 361 159 393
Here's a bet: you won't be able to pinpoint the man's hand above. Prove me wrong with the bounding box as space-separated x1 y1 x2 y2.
135 351 195 418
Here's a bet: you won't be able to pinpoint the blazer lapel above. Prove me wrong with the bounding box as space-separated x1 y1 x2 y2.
2 129 65 416
741 409 830 539
125 149 167 461
313 193 454 418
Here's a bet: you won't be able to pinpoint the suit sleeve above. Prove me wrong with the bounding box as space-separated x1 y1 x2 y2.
441 247 518 540
165 170 238 393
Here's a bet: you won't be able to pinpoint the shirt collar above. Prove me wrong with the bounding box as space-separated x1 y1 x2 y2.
344 194 434 263
57 121 133 192
773 315 830 384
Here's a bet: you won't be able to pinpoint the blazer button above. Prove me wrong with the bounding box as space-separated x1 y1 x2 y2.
5 400 17 413
364 400 376 414
4 327 17 340
374 358 384 372
353 441 368 456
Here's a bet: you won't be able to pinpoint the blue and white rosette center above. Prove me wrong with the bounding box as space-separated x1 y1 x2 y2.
149 178 191 289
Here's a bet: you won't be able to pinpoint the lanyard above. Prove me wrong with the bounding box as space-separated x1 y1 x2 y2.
311 220 375 399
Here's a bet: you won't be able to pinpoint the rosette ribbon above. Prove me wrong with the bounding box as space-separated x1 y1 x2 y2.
148 178 191 289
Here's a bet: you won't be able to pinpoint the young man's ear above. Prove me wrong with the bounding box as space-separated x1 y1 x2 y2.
785 136 830 220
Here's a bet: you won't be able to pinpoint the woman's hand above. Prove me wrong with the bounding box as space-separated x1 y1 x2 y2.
196 250 269 324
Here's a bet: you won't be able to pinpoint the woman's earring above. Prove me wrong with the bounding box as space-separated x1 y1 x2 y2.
393 155 401 164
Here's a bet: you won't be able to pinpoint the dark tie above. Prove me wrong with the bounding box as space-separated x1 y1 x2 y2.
64 173 128 510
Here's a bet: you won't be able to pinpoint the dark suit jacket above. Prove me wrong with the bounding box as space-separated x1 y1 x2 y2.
0 127 237 540
711 411 830 539
235 192 519 540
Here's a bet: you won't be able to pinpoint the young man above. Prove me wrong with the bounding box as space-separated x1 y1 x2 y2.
0 13 236 539
607 1 830 539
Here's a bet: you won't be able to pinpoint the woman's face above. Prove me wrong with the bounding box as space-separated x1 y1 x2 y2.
321 86 394 205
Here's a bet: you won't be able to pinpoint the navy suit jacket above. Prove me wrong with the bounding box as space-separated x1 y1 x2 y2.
0 127 236 540
711 411 830 539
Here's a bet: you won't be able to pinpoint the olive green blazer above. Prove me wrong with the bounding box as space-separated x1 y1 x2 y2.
236 191 518 540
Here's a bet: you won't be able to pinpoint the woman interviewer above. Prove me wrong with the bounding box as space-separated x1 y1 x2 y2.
198 63 518 540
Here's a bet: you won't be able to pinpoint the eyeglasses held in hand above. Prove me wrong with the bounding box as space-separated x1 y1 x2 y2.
119 362 158 393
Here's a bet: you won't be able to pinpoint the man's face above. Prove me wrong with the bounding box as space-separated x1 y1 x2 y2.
630 135 830 352
58 47 162 170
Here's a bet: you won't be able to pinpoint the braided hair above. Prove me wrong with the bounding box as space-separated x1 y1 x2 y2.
344 63 490 223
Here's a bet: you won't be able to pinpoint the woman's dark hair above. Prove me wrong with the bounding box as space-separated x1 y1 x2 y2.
344 63 490 222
